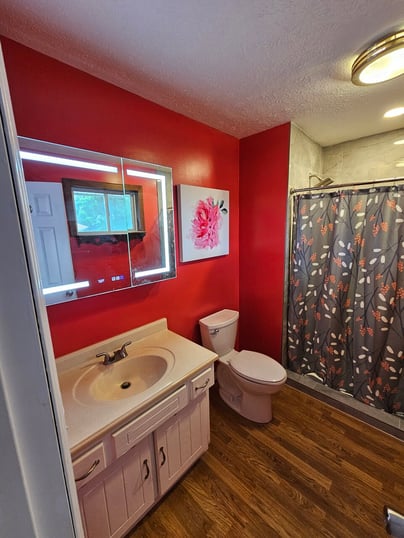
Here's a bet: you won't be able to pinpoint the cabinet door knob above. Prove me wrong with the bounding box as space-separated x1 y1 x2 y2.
75 459 100 482
159 446 166 466
143 459 150 480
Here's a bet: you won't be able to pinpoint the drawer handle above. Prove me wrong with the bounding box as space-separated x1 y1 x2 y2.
159 447 166 466
74 458 100 482
143 459 150 480
195 378 210 391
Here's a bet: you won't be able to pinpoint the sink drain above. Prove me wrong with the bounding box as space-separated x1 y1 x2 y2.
120 381 131 390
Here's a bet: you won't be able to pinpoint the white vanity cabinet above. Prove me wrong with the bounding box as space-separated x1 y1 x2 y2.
155 390 210 495
77 435 155 538
73 364 214 538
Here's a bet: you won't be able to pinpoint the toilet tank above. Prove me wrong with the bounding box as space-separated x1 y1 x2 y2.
199 309 239 356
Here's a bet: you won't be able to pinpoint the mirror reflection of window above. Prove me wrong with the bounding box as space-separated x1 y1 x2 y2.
108 193 134 232
63 179 144 237
74 190 107 232
74 191 137 233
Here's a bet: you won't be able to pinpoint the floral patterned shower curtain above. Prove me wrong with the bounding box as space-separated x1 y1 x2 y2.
287 185 404 415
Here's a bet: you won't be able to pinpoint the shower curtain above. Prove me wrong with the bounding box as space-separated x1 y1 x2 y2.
287 185 404 415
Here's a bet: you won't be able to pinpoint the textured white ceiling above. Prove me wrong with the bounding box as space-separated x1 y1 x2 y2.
0 0 403 146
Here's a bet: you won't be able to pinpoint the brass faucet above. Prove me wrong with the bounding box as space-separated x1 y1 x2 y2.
96 341 132 365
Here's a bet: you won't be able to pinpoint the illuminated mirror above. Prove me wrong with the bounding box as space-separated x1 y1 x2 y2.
19 137 176 305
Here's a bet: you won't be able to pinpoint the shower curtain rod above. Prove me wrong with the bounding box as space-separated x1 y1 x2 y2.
290 175 404 195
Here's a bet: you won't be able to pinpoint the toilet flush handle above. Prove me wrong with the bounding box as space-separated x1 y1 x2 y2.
209 329 219 335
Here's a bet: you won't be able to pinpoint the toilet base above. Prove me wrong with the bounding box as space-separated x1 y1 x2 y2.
217 362 276 423
219 387 274 423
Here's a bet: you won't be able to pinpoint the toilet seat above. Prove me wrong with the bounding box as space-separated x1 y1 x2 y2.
229 350 286 385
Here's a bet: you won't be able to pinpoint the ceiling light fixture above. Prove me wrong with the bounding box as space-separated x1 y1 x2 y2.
351 30 404 85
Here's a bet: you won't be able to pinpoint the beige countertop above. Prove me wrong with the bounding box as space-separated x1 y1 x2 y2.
57 319 217 456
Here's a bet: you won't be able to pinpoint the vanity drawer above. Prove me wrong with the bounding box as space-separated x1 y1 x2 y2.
190 365 214 400
113 384 188 458
73 442 106 489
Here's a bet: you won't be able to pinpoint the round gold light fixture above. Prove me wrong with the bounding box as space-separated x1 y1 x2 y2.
352 30 404 85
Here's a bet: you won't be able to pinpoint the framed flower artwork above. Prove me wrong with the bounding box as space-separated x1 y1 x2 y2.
177 184 229 262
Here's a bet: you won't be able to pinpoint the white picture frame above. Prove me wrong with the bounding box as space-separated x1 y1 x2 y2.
177 184 229 262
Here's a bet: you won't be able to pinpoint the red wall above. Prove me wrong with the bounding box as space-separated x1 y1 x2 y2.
2 37 240 357
239 124 290 361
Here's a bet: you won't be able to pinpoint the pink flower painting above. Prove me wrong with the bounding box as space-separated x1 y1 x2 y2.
191 196 221 249
178 185 229 262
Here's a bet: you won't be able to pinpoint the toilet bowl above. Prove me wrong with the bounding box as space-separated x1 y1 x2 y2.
199 309 287 423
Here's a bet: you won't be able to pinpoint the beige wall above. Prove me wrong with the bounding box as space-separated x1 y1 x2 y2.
289 123 404 188
288 123 323 189
323 128 404 183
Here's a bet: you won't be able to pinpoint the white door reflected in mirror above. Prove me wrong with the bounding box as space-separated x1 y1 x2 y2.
26 181 79 304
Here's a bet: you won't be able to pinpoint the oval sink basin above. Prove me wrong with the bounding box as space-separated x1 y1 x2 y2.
73 346 175 405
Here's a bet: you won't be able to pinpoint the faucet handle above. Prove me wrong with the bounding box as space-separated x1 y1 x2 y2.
119 341 132 358
96 351 113 364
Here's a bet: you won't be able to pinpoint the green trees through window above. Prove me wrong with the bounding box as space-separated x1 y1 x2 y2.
73 190 135 233
63 178 143 237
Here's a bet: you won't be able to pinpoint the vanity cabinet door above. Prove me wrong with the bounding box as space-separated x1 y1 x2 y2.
155 391 210 496
78 435 156 538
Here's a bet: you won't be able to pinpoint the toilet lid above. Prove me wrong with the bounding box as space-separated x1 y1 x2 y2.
229 350 286 384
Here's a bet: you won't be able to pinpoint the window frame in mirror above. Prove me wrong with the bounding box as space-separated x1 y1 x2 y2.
62 177 145 241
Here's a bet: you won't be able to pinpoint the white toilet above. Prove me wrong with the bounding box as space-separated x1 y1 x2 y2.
199 309 287 423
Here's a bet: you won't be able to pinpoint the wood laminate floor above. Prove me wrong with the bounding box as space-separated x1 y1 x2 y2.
128 384 403 537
